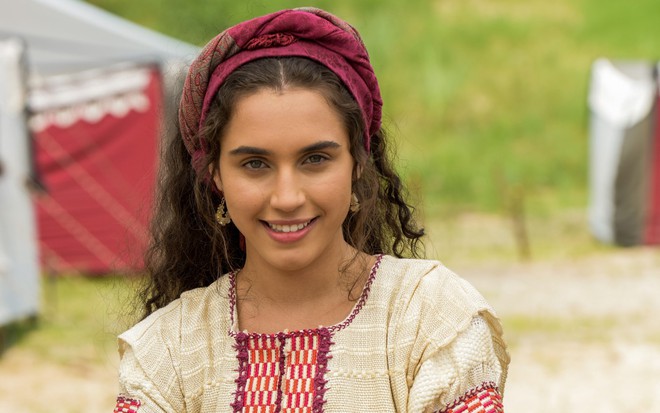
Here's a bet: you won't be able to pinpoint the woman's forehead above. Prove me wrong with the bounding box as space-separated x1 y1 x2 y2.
221 88 350 153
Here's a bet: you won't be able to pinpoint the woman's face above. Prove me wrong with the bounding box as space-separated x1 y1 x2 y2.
213 87 355 273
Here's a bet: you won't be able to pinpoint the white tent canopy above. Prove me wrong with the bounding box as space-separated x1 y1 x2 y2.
0 0 198 79
0 0 198 325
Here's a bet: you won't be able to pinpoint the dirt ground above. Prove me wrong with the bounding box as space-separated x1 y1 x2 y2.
0 246 659 412
458 246 660 413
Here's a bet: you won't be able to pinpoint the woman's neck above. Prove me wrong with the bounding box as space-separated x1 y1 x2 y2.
235 244 374 333
239 242 358 302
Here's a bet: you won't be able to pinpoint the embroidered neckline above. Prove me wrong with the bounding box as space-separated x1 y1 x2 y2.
227 254 383 338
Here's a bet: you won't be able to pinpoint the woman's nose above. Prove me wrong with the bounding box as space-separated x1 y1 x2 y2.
269 169 305 212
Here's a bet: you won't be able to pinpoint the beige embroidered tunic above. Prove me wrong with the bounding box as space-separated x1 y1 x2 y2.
116 256 509 412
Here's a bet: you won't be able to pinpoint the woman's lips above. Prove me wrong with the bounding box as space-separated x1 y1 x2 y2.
262 218 317 243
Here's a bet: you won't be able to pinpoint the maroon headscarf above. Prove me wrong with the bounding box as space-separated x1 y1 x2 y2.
178 7 383 176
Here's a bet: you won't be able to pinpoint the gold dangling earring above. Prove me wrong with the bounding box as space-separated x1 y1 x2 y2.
216 197 231 226
350 192 360 212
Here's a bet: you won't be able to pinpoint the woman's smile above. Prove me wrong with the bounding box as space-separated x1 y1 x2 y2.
262 218 318 243
264 218 315 233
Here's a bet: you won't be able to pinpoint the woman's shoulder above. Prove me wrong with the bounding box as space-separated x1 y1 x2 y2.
118 275 232 347
376 255 502 345
378 255 484 302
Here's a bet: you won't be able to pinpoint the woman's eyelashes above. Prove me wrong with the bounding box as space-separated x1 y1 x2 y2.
303 153 330 165
240 153 331 171
243 159 268 170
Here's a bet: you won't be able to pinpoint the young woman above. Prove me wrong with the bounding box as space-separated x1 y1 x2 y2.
115 8 508 413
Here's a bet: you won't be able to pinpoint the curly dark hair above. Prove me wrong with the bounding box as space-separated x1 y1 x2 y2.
139 57 424 319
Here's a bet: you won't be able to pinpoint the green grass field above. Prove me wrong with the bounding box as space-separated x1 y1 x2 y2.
86 0 660 217
0 275 137 363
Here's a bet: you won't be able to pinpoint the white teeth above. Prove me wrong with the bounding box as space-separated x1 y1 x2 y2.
268 221 310 233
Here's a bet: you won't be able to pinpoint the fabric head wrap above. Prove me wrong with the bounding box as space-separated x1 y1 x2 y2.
178 7 383 176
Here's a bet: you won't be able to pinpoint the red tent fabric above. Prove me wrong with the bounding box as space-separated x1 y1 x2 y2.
33 67 161 274
645 93 660 244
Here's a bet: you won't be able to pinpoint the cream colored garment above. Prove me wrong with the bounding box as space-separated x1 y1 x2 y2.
117 256 509 412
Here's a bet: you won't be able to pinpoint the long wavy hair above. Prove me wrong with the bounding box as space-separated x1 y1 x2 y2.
139 57 424 319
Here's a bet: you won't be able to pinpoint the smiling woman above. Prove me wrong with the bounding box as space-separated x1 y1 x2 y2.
114 7 509 413
215 88 355 278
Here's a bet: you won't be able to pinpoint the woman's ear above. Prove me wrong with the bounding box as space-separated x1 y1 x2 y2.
209 164 223 192
353 162 363 181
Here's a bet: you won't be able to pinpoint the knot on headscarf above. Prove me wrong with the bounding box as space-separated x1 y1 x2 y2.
244 33 297 50
178 7 383 177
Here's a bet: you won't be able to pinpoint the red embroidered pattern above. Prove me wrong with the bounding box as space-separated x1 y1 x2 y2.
244 336 282 411
233 330 332 413
113 396 141 413
282 334 320 408
439 382 503 413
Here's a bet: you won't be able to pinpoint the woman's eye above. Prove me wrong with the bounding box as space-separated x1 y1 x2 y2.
244 159 266 169
305 154 327 164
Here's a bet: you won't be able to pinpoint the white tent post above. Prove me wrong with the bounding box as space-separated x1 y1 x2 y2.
0 37 40 327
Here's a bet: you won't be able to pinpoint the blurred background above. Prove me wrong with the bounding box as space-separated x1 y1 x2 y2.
1 0 659 411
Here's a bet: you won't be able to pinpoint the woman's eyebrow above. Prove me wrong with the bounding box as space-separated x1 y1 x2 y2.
228 141 341 156
299 140 341 153
228 146 271 156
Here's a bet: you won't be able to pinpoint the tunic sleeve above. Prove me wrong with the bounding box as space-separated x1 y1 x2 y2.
114 303 186 413
114 338 184 413
407 315 505 412
384 259 509 412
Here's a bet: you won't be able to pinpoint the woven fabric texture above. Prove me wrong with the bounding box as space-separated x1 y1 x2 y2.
117 256 509 412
